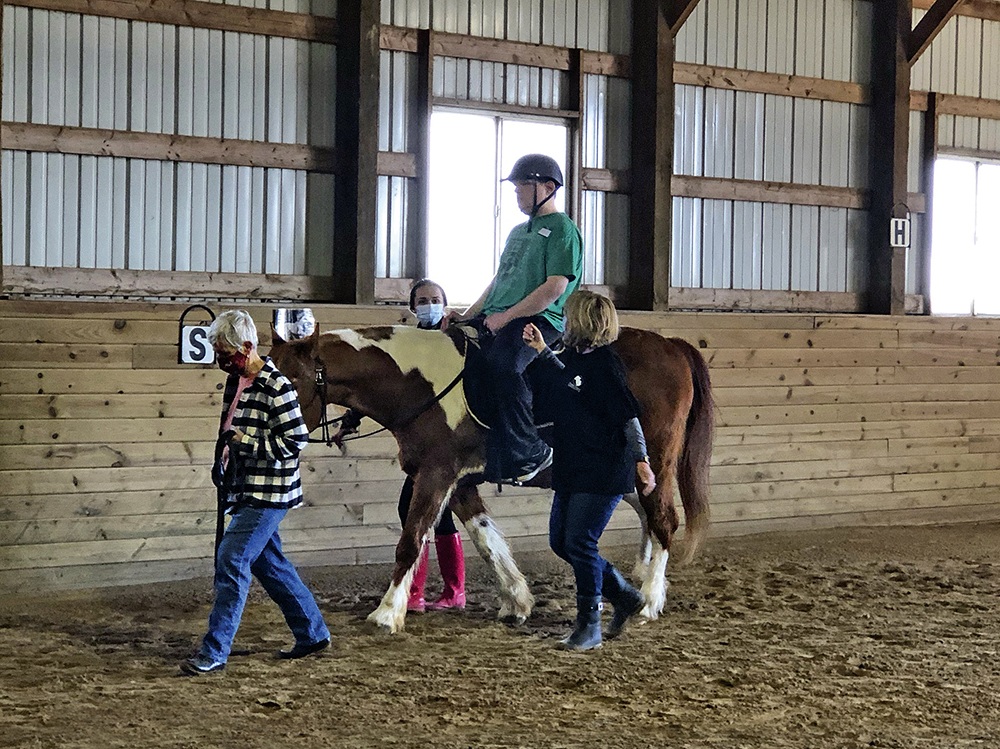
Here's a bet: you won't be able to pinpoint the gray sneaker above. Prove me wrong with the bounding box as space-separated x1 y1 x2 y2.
180 654 225 676
516 446 553 483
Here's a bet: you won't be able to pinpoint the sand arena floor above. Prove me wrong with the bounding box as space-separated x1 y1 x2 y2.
3 523 1000 748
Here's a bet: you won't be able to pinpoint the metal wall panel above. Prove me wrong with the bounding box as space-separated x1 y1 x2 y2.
733 92 765 181
765 0 795 75
823 0 853 82
2 8 336 277
818 207 848 292
672 197 702 288
794 0 825 78
736 0 767 71
674 84 704 176
791 99 822 184
846 208 868 293
910 9 932 91
703 89 735 179
701 199 733 288
790 205 819 290
762 95 793 182
675 0 707 65
731 201 763 288
851 0 872 84
705 0 737 69
761 203 791 290
929 16 959 95
909 110 924 195
848 103 869 190
821 102 850 187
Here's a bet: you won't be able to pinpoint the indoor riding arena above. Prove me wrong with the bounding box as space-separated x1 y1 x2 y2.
3 1 1000 747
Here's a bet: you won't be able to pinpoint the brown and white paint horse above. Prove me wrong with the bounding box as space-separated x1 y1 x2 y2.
269 324 713 633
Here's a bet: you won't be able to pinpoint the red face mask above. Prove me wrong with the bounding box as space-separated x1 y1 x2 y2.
217 350 249 376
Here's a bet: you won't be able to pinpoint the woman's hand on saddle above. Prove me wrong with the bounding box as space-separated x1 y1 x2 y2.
522 323 546 353
636 461 657 496
441 310 470 330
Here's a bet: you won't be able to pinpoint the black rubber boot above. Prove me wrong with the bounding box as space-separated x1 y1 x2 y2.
561 596 603 651
603 566 644 640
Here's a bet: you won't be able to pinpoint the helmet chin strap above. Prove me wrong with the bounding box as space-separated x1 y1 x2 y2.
528 181 557 226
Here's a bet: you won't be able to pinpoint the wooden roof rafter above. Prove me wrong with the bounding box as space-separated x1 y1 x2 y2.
908 0 969 63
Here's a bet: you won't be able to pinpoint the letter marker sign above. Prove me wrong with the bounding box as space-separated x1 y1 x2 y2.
178 305 217 364
890 217 911 249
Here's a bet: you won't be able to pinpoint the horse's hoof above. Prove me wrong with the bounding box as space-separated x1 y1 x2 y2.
499 613 528 626
365 610 402 634
639 604 660 621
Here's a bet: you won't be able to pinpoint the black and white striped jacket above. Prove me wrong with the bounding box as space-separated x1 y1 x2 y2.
220 358 309 509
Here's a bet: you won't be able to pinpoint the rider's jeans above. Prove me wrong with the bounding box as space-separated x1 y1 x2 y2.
548 491 623 599
200 505 329 662
482 314 559 480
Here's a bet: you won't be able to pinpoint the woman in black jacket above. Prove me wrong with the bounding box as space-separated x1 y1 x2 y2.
523 290 656 650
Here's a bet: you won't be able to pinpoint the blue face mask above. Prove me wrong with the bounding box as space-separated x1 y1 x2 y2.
415 303 445 327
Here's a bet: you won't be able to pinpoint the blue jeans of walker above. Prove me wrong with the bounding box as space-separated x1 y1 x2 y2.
549 492 623 600
201 505 329 662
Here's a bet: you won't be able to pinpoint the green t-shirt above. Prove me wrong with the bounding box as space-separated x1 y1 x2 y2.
480 212 583 331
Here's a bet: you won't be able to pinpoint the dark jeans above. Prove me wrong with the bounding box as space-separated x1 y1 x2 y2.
481 314 560 480
548 491 623 599
397 475 457 535
200 505 329 662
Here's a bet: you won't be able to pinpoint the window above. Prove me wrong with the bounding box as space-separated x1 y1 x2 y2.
930 158 1000 315
428 111 568 305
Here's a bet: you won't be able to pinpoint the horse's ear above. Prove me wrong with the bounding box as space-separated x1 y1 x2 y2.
271 324 287 346
308 325 321 350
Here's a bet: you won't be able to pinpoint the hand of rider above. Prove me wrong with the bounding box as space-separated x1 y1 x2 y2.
522 323 546 353
484 312 509 333
636 461 657 497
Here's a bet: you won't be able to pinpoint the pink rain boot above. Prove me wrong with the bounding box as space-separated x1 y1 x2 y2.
407 545 430 613
426 532 466 610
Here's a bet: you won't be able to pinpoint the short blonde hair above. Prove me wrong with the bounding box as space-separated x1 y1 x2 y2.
561 290 619 350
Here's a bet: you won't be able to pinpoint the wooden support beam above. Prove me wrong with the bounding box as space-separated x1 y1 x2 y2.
333 0 379 305
5 0 337 43
912 0 1000 22
666 287 925 314
379 26 630 77
867 0 912 315
566 48 585 226
2 267 336 300
376 151 417 178
908 0 967 63
674 63 868 105
629 0 674 311
1 122 339 172
407 29 433 283
662 0 704 35
919 92 939 311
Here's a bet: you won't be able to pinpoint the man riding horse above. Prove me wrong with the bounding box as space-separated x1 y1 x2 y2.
443 153 580 484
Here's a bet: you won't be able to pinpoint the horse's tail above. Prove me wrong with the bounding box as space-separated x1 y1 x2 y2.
671 338 714 565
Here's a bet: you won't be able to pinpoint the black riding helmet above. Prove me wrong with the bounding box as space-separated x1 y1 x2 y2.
502 154 564 220
503 154 564 188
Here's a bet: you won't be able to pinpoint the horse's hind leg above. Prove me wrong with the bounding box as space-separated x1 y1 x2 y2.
367 474 447 633
622 493 653 581
449 481 534 623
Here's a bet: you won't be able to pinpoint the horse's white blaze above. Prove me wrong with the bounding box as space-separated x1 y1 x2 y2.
639 542 669 621
465 512 534 621
333 327 467 429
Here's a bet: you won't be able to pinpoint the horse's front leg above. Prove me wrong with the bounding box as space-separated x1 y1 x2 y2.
366 473 449 634
449 480 534 623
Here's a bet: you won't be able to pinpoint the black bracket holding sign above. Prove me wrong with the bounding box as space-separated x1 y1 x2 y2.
178 305 217 364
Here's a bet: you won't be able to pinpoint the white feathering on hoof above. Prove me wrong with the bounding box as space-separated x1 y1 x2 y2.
367 569 415 633
639 543 669 620
466 513 534 622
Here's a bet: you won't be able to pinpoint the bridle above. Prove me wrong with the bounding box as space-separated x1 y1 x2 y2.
307 356 465 449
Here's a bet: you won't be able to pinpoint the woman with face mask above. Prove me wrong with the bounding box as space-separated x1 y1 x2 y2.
181 310 330 675
399 280 467 612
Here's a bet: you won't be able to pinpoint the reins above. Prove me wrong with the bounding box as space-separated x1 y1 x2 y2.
308 357 465 448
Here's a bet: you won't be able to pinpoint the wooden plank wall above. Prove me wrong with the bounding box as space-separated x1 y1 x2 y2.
2 299 1000 594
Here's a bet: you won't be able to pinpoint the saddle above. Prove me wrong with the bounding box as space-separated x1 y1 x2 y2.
445 322 555 432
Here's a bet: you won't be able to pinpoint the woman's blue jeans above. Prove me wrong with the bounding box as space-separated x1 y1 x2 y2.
200 505 329 663
548 492 623 599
